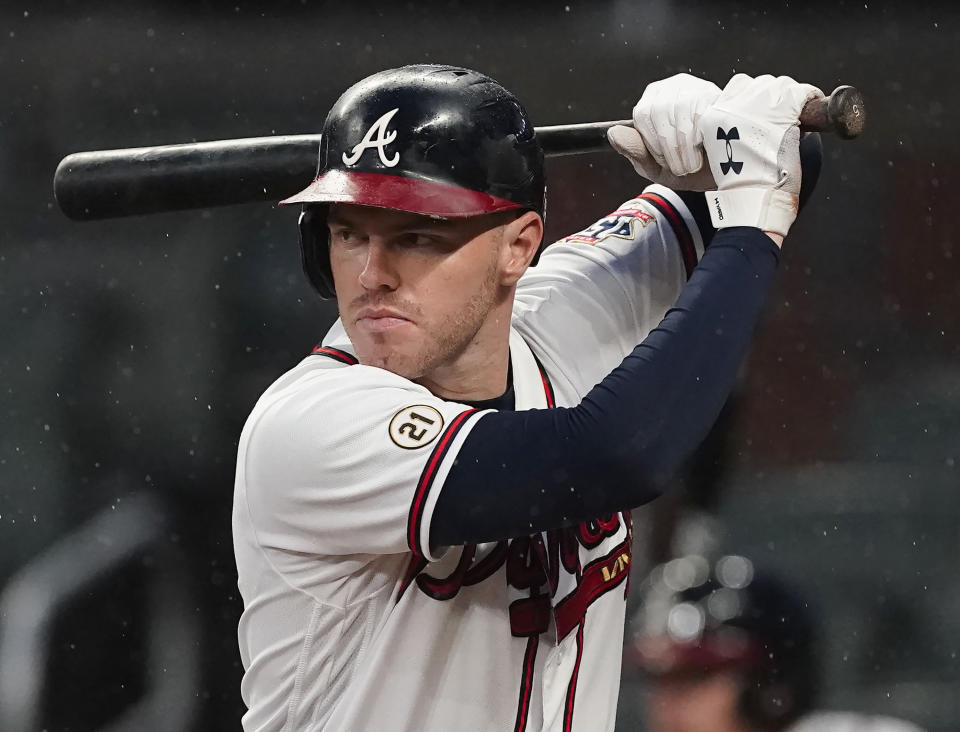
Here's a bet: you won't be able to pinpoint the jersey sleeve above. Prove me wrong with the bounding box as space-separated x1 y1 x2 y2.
239 362 486 560
513 184 704 394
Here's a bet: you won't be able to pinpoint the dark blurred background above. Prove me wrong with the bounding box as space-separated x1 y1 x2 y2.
0 1 956 730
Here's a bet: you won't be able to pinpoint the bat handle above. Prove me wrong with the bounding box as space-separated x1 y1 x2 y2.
799 85 865 139
594 86 866 144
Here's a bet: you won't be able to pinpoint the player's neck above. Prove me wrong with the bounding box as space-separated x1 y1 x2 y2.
414 303 512 402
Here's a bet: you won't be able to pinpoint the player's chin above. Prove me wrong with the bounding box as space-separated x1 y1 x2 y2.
367 355 425 380
353 338 424 378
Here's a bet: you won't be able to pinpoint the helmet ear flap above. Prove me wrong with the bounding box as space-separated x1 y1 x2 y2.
298 205 335 299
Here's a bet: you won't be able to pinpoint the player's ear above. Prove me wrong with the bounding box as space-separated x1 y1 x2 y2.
499 211 543 286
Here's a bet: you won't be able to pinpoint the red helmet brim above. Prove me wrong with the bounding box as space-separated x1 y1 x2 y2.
280 170 525 219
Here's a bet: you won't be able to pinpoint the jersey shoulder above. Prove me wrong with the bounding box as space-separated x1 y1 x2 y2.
541 184 703 268
255 351 423 411
246 352 472 464
238 351 482 558
510 185 704 396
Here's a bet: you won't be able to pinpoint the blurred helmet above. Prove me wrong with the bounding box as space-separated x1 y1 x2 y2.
628 554 818 730
280 64 546 298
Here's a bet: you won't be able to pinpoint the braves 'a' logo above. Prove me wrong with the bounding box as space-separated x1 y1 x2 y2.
716 126 743 175
342 108 401 167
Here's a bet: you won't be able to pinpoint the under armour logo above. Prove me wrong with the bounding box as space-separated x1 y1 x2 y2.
716 127 743 175
342 108 400 167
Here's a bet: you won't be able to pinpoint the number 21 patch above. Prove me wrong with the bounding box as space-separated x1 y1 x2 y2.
389 405 444 449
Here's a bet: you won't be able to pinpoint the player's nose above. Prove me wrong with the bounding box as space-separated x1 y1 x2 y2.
357 238 400 292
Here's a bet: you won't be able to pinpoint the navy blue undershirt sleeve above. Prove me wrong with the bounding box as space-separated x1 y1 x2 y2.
431 226 780 548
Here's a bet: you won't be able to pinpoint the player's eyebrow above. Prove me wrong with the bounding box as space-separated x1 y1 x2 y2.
325 210 359 227
326 208 454 233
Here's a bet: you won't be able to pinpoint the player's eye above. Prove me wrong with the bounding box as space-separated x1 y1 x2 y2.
401 233 428 247
398 232 447 249
330 227 361 245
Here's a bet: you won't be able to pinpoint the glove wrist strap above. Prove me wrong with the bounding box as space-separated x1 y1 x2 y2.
704 188 798 237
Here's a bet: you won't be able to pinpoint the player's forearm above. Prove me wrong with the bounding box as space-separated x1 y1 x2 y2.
432 226 779 548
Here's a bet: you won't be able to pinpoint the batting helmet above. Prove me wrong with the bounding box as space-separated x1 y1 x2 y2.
628 554 819 731
280 64 546 299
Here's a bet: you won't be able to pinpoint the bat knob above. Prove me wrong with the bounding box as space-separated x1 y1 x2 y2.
827 85 866 140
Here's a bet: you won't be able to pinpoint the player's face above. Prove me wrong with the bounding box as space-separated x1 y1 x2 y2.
644 671 745 732
328 204 530 385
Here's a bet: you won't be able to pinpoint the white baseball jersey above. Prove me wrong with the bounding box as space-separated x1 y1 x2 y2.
233 184 704 731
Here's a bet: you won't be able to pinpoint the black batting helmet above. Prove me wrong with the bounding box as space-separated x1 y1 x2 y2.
280 64 546 299
627 555 819 731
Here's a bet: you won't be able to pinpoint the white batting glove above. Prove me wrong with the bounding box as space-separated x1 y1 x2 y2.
607 73 720 191
698 73 824 236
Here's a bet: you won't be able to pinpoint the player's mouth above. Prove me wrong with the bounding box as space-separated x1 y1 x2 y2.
355 307 413 333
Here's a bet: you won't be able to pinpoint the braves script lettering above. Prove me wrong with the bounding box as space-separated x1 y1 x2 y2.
411 513 631 638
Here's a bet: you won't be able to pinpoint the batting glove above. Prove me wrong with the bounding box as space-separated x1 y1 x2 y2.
607 73 720 191
699 73 824 236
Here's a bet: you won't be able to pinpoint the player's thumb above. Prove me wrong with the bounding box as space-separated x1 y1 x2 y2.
607 125 661 180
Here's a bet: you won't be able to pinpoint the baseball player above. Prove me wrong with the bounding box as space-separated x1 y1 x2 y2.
233 65 823 731
626 554 926 732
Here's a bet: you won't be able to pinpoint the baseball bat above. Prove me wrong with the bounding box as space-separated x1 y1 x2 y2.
54 85 864 221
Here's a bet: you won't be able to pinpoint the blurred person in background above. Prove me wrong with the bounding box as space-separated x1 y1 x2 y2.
625 554 925 732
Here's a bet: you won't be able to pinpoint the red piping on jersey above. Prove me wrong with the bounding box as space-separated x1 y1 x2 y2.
397 556 428 602
623 509 634 599
562 623 586 732
513 635 540 732
639 192 698 279
532 352 556 408
553 539 631 641
310 345 359 365
407 408 479 559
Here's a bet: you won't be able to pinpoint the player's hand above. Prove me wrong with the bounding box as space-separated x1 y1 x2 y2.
607 73 720 191
698 74 824 237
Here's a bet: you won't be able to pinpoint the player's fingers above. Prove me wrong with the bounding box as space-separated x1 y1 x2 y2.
607 124 643 157
607 125 665 180
674 94 706 174
676 144 704 176
720 72 755 97
772 76 825 116
644 88 684 174
633 73 723 176
631 125 669 169
648 86 708 177
632 92 670 169
657 131 689 177
657 90 697 176
660 90 699 176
